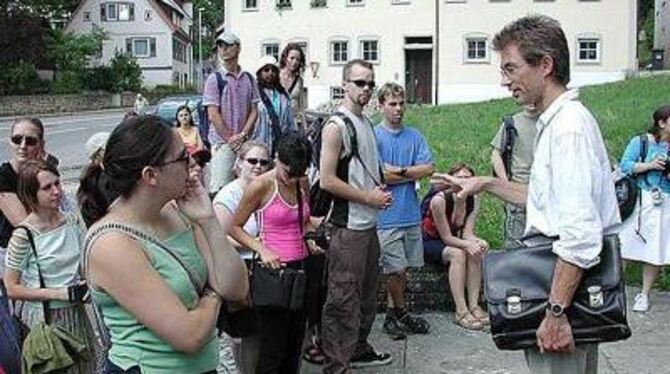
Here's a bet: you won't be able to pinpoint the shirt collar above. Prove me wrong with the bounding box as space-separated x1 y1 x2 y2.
537 89 580 131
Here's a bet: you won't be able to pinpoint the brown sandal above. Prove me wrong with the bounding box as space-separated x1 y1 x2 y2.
470 307 490 326
454 311 484 331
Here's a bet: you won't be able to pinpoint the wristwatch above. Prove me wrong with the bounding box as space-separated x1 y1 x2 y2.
399 167 408 176
547 302 566 317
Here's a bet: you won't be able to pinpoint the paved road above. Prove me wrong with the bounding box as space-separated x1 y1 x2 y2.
0 110 126 182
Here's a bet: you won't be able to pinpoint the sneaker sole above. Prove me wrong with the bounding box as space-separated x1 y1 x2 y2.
350 357 393 369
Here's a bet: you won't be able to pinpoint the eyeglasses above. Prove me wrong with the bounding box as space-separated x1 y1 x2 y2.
159 149 191 167
349 80 376 90
500 63 528 79
11 135 39 146
245 157 271 167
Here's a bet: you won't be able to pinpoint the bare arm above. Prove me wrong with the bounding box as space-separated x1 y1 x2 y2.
229 179 268 255
490 149 509 182
89 233 221 354
435 174 527 206
4 268 68 302
430 196 473 250
193 218 248 301
384 163 435 185
0 193 28 226
462 196 481 239
207 106 232 140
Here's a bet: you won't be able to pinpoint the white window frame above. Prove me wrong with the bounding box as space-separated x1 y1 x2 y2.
105 2 132 21
132 38 151 58
261 41 280 61
330 39 349 65
463 34 489 63
576 36 601 64
243 0 258 11
444 0 466 3
106 3 118 20
359 38 380 64
391 0 411 4
330 86 344 100
347 0 365 6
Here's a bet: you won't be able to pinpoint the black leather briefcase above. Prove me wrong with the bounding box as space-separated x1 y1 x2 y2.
483 234 632 350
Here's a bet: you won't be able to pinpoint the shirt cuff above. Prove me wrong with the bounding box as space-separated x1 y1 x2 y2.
552 242 601 269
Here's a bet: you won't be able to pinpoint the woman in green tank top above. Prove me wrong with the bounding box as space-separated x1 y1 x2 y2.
78 116 249 373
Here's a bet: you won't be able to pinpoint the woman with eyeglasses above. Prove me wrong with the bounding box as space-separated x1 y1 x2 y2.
279 43 307 130
78 115 248 373
212 141 270 374
252 55 298 157
230 132 320 374
3 159 93 373
0 118 51 277
421 162 489 331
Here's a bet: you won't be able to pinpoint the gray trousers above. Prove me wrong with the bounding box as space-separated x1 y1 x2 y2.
524 344 598 374
504 203 527 248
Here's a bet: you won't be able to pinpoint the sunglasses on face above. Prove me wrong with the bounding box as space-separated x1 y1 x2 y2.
349 80 376 89
11 135 39 146
246 157 271 167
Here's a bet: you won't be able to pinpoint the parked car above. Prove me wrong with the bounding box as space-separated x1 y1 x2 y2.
149 95 203 127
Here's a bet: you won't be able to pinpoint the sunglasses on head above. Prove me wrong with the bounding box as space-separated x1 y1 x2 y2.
349 80 376 89
11 135 39 146
245 157 271 167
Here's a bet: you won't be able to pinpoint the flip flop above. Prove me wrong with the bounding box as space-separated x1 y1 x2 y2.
302 344 325 365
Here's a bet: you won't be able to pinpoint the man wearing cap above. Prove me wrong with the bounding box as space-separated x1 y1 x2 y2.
252 55 297 157
203 30 260 195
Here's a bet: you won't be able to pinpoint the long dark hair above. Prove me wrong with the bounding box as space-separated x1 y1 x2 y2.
77 115 174 226
174 105 195 128
276 131 311 178
649 105 670 141
279 43 306 74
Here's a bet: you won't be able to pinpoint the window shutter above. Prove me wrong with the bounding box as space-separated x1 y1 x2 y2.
100 4 107 21
126 38 132 54
150 38 156 57
129 3 135 21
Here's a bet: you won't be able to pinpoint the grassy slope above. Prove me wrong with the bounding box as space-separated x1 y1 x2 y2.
400 75 670 288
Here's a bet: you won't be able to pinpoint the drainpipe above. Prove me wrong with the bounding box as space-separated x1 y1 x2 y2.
434 0 439 105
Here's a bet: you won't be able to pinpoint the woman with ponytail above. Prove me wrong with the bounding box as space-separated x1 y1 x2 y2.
78 115 248 373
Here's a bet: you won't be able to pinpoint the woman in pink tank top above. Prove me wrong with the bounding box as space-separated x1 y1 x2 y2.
231 132 321 374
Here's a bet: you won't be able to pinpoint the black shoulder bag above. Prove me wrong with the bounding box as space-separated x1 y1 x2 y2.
258 87 287 157
484 234 631 350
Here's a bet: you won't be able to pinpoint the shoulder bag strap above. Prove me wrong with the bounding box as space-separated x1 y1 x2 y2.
16 225 51 324
334 112 382 187
287 75 300 95
84 223 205 295
259 87 283 156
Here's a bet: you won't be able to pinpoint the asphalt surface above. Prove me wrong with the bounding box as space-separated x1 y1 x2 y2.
0 109 126 182
300 287 669 373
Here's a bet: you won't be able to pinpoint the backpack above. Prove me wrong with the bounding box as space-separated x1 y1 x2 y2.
200 71 253 148
419 188 474 237
493 115 516 180
309 112 383 218
615 134 648 221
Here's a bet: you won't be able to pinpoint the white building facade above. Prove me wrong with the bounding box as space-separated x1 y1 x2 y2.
225 0 637 107
66 0 194 88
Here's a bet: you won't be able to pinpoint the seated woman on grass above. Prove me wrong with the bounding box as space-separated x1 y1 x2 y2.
421 162 489 331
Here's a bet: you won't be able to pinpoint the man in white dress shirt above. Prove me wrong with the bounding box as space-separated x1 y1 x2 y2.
439 15 621 373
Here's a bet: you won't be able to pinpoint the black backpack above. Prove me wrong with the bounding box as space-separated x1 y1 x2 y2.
615 134 648 221
309 112 382 218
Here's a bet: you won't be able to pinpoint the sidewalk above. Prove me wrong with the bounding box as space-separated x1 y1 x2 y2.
302 287 669 373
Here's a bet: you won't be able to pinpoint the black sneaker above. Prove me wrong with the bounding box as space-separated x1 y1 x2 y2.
382 314 406 340
396 313 430 334
350 348 393 368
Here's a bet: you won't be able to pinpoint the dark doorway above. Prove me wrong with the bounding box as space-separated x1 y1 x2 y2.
405 49 432 104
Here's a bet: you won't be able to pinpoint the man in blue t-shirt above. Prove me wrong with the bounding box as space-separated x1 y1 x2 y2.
374 83 435 339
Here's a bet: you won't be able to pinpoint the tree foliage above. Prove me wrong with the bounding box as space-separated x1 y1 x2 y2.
192 0 225 60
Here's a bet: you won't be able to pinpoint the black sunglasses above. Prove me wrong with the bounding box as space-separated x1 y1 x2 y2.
11 135 39 146
159 149 190 167
245 157 271 167
349 80 376 89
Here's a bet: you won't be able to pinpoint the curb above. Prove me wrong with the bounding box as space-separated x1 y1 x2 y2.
0 107 132 122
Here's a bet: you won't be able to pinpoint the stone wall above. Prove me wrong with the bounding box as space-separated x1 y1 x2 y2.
0 92 137 116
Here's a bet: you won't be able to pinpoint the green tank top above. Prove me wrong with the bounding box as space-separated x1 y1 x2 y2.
90 227 217 373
